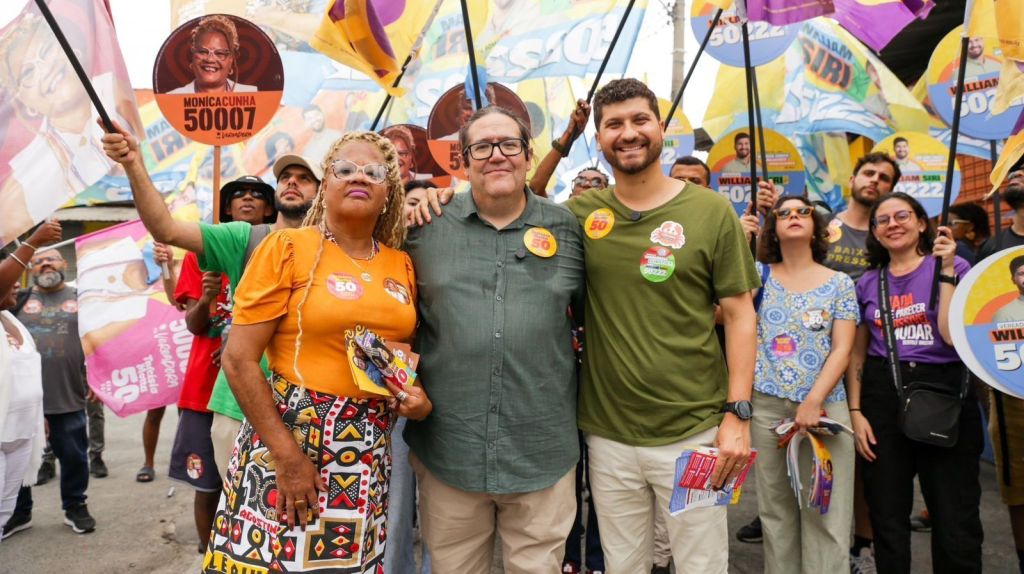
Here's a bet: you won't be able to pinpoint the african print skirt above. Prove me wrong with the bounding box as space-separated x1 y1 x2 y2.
202 377 393 573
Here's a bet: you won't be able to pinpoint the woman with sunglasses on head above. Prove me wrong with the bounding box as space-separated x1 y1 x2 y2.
203 132 432 573
846 192 981 574
749 196 859 573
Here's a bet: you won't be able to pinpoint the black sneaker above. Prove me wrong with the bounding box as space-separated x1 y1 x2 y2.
63 503 96 534
36 459 56 485
1 512 32 539
89 456 109 478
735 516 763 543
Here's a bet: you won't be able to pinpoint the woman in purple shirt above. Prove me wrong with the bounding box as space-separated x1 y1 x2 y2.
846 192 982 574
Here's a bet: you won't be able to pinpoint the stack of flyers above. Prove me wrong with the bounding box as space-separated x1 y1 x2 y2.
344 325 419 397
785 432 834 514
668 447 758 515
772 414 853 448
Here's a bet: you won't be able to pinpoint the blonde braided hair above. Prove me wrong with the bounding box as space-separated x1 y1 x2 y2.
289 131 406 405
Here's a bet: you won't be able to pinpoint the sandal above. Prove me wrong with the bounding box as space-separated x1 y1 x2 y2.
136 466 155 483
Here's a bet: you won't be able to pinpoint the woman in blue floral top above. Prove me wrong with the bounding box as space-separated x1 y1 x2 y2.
751 195 859 574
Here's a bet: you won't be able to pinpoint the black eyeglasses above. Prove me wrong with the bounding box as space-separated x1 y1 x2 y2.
774 206 813 219
873 209 913 228
464 138 526 161
230 188 268 201
573 176 607 188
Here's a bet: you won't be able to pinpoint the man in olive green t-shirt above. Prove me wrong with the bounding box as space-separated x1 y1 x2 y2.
569 79 760 574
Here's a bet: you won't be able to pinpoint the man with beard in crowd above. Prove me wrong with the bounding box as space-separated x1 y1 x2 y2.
4 248 97 535
979 167 1024 260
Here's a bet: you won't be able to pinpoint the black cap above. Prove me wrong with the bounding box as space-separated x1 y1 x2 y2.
219 175 277 223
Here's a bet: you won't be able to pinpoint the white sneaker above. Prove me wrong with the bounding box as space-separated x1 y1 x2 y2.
850 546 877 574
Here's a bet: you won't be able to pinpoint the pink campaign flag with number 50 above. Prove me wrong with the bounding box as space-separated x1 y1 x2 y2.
0 0 143 246
76 220 192 417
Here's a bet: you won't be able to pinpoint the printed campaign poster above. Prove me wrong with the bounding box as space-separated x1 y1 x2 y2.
691 0 799 68
708 127 806 216
658 98 696 175
426 82 531 180
153 14 284 146
951 247 1024 399
926 26 1024 141
76 220 192 416
871 132 960 217
379 124 449 187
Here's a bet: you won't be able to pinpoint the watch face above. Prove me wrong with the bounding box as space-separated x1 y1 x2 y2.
734 401 753 419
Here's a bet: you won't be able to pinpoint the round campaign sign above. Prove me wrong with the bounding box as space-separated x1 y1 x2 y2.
658 98 696 176
426 83 531 180
708 128 805 216
926 26 1023 141
153 14 283 146
691 0 799 68
951 247 1024 399
871 132 959 217
380 124 447 185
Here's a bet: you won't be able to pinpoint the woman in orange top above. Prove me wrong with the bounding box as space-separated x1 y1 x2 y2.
204 131 432 573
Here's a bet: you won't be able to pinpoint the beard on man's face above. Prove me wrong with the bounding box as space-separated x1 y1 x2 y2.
275 197 314 220
32 269 64 289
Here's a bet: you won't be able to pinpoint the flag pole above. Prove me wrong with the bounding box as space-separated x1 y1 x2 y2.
741 21 759 254
370 53 413 131
992 139 1003 251
930 34 970 307
459 0 483 109
751 67 770 196
213 146 222 224
34 0 115 133
586 0 638 103
665 8 722 131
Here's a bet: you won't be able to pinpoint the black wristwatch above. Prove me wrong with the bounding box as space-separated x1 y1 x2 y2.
720 400 754 421
938 273 959 286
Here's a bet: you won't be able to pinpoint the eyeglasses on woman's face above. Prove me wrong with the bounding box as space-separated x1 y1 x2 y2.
872 209 914 228
774 206 813 219
329 159 389 184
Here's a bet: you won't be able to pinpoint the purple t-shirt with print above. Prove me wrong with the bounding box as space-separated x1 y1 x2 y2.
856 256 971 363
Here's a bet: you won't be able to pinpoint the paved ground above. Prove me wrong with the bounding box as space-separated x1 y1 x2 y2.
2 407 1019 573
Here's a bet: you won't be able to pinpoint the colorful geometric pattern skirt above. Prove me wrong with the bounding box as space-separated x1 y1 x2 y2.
202 377 393 573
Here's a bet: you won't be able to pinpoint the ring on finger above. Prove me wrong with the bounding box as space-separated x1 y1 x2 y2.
395 390 409 402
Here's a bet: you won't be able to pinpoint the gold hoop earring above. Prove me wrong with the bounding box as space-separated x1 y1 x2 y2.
381 202 388 215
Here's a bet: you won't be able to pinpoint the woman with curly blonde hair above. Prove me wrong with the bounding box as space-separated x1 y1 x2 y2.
170 15 256 94
204 131 432 573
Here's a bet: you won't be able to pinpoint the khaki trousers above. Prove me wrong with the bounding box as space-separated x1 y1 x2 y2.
751 392 854 574
585 427 728 574
410 452 575 574
210 412 242 478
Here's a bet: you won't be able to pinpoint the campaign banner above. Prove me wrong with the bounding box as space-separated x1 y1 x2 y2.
951 247 1024 399
658 98 696 175
871 132 960 217
926 26 1024 141
154 14 284 146
690 0 799 68
709 127 806 216
76 220 192 417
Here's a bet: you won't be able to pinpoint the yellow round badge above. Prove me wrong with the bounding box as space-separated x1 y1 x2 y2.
524 227 558 258
585 208 615 239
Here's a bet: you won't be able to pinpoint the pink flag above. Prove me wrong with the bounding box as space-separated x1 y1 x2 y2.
745 0 836 25
0 0 143 246
76 220 190 417
833 0 934 52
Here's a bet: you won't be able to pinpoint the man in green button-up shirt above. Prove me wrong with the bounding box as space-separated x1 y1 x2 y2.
404 106 585 574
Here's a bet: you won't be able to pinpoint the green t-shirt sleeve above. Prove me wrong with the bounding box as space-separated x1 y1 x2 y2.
712 207 761 299
197 221 252 289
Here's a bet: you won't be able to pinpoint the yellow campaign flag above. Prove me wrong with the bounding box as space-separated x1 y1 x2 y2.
992 59 1024 116
310 0 440 96
702 56 786 142
705 0 735 9
995 0 1024 61
965 0 997 39
990 112 1024 197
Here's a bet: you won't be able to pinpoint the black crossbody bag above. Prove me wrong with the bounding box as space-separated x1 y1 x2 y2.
877 265 968 447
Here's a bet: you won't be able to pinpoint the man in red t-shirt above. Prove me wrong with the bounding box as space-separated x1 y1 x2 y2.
166 176 275 551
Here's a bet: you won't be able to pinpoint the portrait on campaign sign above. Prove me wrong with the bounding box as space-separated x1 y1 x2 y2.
658 98 696 176
951 247 1024 399
153 14 283 146
708 127 805 217
871 132 960 217
691 0 798 68
380 124 448 186
426 82 531 179
926 25 1024 141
